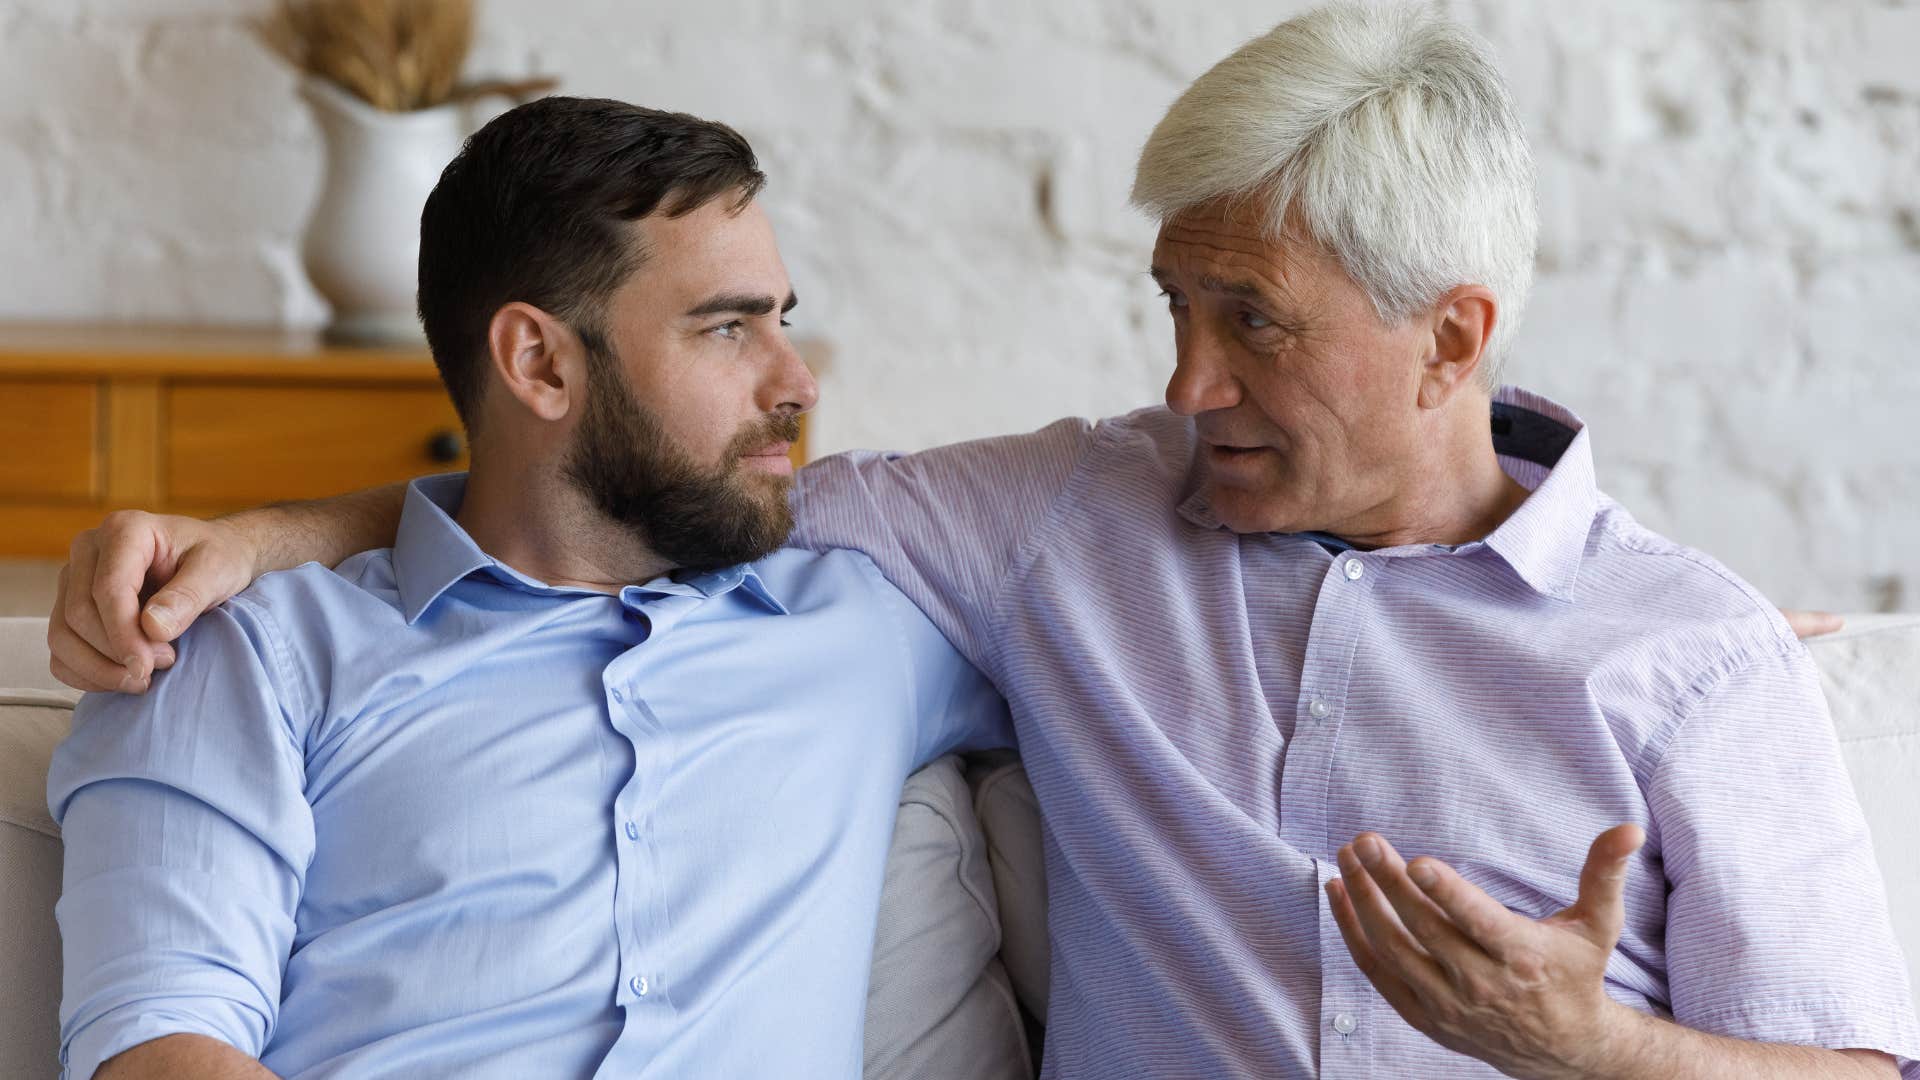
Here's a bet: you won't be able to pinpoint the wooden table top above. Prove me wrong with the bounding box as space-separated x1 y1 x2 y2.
0 323 437 380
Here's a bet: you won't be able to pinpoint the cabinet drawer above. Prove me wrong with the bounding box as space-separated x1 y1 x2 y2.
0 379 98 500
166 384 467 505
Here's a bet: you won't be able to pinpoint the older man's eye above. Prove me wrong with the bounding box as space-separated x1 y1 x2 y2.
1240 311 1273 330
1158 289 1188 310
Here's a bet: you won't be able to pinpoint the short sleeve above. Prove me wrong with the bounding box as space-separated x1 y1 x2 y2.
1649 643 1920 1068
47 596 315 1079
790 418 1097 667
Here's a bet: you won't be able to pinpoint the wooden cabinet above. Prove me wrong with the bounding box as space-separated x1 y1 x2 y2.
0 325 810 558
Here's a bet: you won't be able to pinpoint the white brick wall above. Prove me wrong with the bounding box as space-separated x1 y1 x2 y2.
1 0 1914 610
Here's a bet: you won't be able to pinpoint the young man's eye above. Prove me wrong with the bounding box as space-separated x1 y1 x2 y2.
709 321 742 339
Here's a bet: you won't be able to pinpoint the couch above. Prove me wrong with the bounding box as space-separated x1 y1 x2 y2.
4 614 1918 1078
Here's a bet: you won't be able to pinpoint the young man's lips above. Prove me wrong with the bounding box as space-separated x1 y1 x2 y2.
740 444 794 472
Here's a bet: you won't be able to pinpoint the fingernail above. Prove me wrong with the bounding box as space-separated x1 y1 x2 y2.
1410 862 1438 889
117 670 142 693
156 645 177 666
1357 836 1383 867
145 602 176 632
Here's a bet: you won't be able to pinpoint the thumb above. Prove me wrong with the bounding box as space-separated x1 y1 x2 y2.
140 547 235 643
1567 824 1645 947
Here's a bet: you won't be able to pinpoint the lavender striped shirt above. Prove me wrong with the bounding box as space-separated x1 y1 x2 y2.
793 387 1920 1078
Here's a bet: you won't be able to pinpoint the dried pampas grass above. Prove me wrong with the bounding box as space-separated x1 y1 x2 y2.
261 0 477 113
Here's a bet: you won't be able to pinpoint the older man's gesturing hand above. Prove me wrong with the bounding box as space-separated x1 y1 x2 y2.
1326 825 1646 1079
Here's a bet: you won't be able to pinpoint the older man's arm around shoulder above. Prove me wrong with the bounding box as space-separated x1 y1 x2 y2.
1329 638 1918 1078
49 594 314 1080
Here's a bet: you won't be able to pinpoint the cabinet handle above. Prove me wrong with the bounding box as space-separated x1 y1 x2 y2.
425 429 465 464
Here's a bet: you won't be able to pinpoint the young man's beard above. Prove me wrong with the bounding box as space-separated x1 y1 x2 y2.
561 347 799 575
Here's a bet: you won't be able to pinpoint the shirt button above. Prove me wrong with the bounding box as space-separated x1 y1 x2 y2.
624 821 640 841
1344 559 1365 581
1332 1012 1357 1035
610 688 624 704
1308 699 1331 720
631 975 649 997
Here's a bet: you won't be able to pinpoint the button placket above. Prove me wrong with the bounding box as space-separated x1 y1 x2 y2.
1316 857 1376 1076
1279 557 1372 851
604 641 672 1011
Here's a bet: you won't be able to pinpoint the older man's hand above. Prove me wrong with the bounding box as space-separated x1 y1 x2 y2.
1327 826 1646 1080
48 511 259 693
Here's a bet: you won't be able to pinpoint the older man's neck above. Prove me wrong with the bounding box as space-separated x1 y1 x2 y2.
455 456 676 594
1336 406 1532 551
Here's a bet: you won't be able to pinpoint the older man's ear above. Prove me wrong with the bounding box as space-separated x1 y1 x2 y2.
1418 285 1500 410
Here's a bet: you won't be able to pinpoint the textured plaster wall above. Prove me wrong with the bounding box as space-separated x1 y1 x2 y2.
0 0 1915 610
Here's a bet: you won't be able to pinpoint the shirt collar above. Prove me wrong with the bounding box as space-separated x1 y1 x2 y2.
1478 386 1597 602
393 473 789 624
1175 386 1599 601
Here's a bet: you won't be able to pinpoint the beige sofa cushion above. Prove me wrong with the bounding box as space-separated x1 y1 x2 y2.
1803 614 1920 997
865 755 1032 1079
0 690 71 1080
969 752 1049 1022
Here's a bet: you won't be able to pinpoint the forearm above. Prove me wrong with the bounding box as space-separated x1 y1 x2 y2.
95 1033 280 1080
224 482 407 574
1587 1006 1897 1080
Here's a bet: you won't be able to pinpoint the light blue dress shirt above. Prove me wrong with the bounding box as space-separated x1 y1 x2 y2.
49 473 1011 1079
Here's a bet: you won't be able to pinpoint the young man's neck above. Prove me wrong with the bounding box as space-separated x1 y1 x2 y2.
455 454 675 594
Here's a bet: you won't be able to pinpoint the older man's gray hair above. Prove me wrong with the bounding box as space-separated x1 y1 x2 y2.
1132 0 1538 386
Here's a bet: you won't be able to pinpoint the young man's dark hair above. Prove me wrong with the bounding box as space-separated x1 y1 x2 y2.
416 96 766 432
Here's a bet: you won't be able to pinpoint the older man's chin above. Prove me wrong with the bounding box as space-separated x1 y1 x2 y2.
1200 480 1316 537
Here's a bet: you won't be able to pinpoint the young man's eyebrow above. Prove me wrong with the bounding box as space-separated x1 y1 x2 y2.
684 291 800 319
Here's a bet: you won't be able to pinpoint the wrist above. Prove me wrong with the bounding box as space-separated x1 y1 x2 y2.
1560 1001 1651 1080
214 507 283 577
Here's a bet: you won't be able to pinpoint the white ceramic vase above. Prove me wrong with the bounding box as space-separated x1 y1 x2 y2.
299 77 467 344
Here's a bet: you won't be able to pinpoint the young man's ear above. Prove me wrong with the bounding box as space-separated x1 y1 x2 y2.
486 303 583 423
1417 285 1499 410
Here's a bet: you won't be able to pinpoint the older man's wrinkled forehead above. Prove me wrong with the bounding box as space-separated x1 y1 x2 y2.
1150 196 1336 304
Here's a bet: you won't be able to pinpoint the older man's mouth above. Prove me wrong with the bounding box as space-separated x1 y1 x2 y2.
1207 443 1274 467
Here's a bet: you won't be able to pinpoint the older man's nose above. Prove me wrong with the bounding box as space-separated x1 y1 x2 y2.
1165 338 1240 417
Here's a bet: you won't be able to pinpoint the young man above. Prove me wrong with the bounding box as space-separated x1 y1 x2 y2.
49 98 1008 1079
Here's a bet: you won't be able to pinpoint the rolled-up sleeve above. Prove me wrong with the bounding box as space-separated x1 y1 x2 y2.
47 596 314 1079
1649 642 1920 1072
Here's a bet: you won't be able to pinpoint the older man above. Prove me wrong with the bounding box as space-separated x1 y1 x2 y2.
48 2 1916 1077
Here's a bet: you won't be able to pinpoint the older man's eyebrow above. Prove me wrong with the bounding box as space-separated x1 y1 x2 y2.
685 291 800 319
1146 266 1264 298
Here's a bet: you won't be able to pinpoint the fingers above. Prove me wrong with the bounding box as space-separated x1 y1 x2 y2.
1336 838 1452 1001
1347 834 1496 979
1327 877 1431 1026
1781 609 1843 639
48 652 121 695
49 564 147 693
1402 853 1529 963
1564 824 1645 947
90 517 164 680
62 533 123 671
